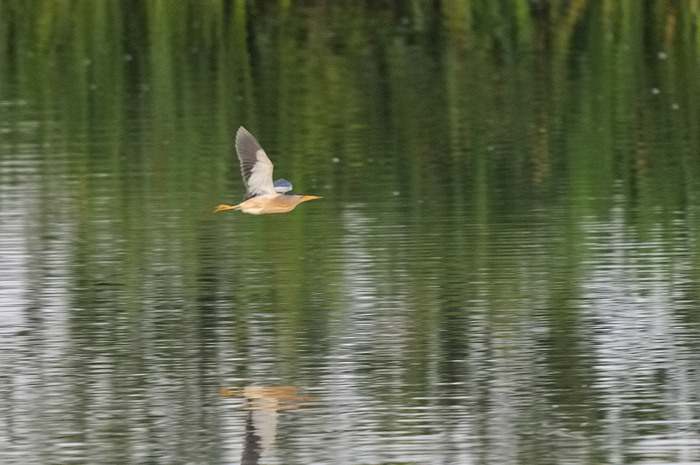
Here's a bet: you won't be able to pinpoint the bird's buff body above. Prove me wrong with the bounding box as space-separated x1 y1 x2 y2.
214 127 321 215
215 193 321 215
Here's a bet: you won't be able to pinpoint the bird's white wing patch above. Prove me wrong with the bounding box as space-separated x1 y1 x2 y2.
246 148 276 196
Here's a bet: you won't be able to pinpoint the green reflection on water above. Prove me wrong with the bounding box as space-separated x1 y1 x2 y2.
1 2 700 464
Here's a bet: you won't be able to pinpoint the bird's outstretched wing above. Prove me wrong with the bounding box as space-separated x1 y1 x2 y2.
236 126 276 198
273 178 293 193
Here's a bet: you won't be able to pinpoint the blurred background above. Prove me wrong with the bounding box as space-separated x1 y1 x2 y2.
1 1 699 464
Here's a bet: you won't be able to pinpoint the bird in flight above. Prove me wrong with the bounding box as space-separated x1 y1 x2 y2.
214 127 322 214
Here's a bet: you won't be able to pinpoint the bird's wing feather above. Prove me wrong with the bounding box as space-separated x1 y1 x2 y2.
273 178 293 193
236 126 276 198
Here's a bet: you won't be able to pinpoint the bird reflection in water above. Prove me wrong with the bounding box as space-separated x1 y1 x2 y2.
221 386 316 465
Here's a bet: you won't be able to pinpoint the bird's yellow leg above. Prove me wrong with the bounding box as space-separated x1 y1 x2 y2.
214 204 240 213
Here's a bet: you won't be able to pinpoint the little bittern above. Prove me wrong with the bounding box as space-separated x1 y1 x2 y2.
214 127 322 214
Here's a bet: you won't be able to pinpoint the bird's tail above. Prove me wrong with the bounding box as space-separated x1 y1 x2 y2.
214 204 240 213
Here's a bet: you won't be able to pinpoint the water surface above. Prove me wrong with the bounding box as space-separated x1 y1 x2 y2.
1 2 700 464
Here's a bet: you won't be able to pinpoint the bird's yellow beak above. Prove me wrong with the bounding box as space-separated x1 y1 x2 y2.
301 196 322 202
214 204 239 213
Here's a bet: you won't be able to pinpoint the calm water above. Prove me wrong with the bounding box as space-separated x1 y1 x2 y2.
1 2 700 464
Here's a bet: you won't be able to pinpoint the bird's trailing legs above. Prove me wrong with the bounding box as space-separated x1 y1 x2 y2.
214 204 240 213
